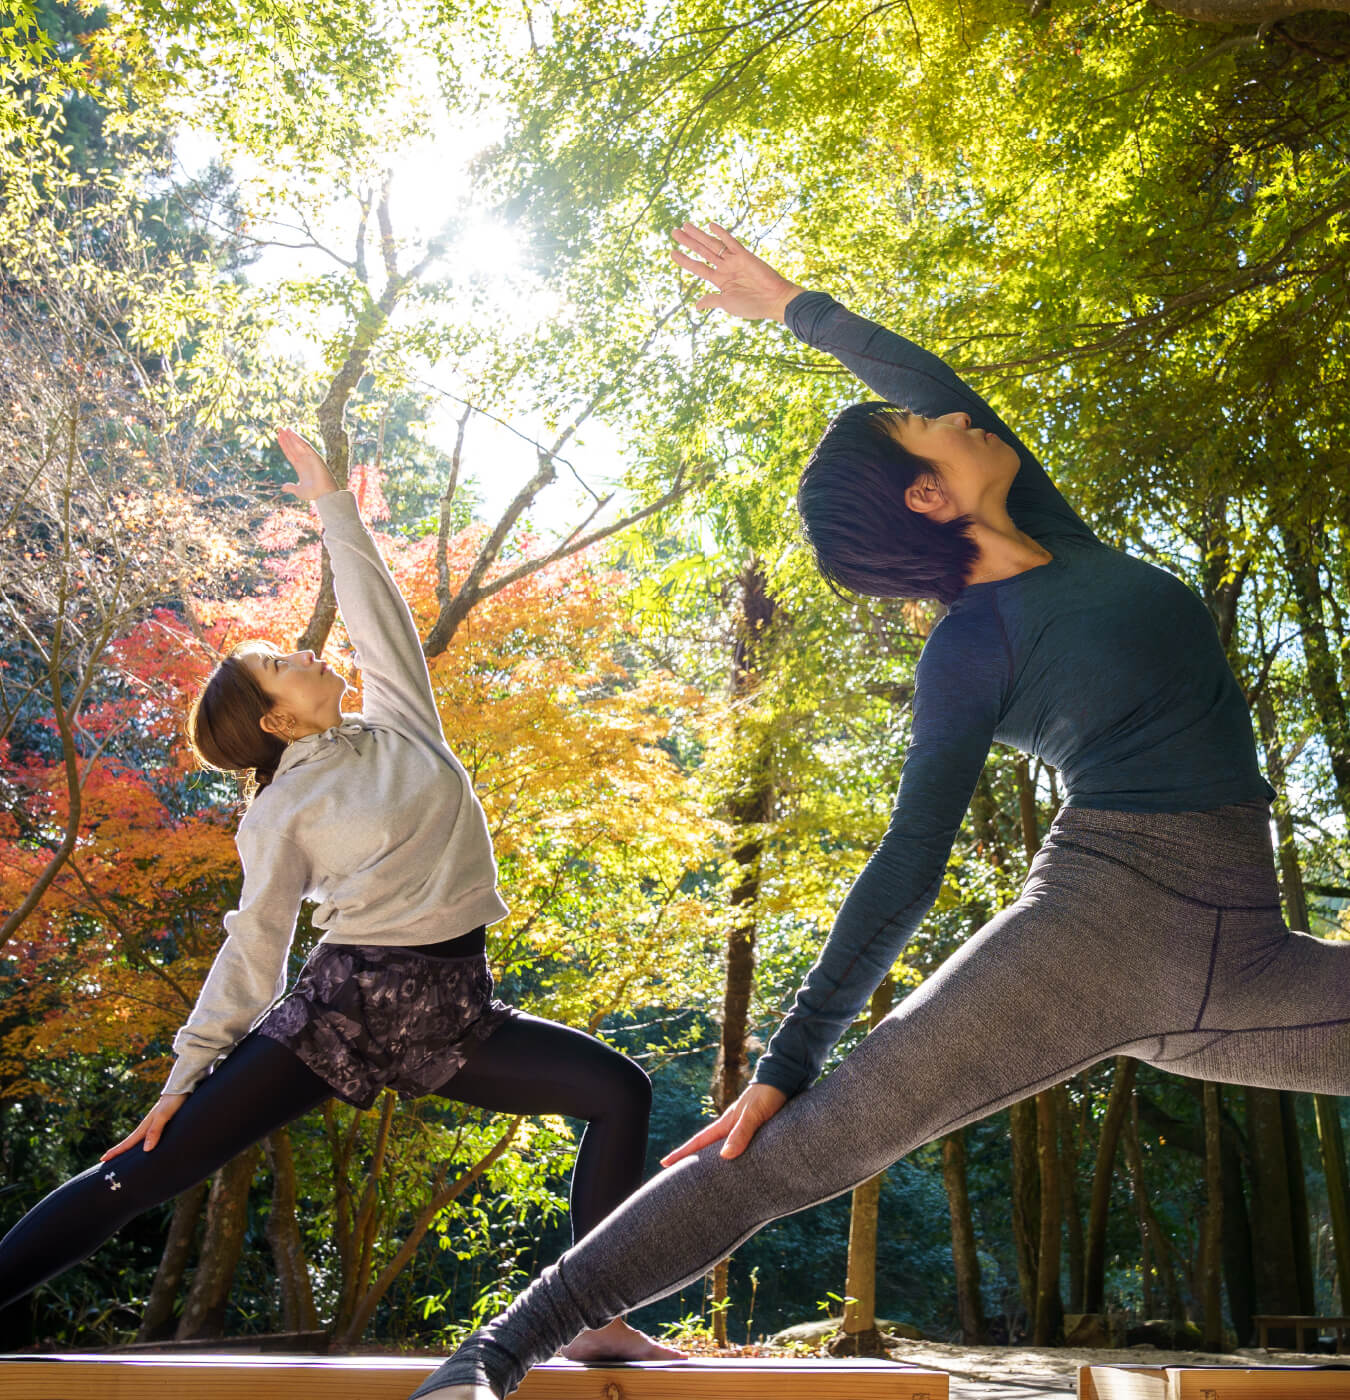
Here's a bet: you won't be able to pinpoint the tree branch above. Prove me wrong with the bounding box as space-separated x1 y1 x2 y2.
337 1117 523 1345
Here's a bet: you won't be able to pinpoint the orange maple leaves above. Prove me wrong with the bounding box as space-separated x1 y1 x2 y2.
1 468 720 1095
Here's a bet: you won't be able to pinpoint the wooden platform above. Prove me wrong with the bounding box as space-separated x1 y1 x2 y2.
1080 1362 1350 1399
0 1353 949 1399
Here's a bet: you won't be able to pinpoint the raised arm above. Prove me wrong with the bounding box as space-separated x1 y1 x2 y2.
670 222 1093 543
277 429 441 736
662 608 1007 1163
162 823 310 1096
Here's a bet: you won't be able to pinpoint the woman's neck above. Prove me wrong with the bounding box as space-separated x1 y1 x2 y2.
292 702 346 739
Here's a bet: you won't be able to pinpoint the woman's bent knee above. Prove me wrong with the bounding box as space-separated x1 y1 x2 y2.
606 1054 652 1119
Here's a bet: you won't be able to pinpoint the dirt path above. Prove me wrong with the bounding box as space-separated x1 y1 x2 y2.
883 1339 1327 1398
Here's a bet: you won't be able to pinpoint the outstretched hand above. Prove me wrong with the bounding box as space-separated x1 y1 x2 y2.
102 1093 187 1160
659 1081 788 1167
277 427 339 501
670 222 805 323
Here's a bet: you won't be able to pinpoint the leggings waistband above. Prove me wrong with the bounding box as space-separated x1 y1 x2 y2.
414 925 488 958
1043 801 1278 909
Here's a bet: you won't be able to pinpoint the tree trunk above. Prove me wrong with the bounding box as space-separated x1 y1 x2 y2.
1244 1086 1306 1343
265 1127 318 1333
137 1179 208 1341
709 560 776 1346
1316 1097 1350 1314
1135 1087 1255 1342
1060 1082 1085 1318
1138 1211 1154 1319
839 1177 885 1353
175 1146 261 1340
1123 1100 1184 1323
837 977 895 1356
1281 1093 1315 1315
1010 1096 1041 1330
1201 1082 1224 1351
942 1129 988 1343
1033 1088 1063 1344
1221 1119 1257 1346
1084 1057 1137 1314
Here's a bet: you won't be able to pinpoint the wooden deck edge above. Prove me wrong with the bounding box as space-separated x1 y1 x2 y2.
0 1352 951 1400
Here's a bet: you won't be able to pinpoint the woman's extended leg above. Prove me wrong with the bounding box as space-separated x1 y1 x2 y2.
435 1012 679 1364
1133 910 1350 1091
412 808 1350 1399
0 1033 331 1312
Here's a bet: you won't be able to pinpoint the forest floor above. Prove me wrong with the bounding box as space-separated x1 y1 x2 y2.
884 1339 1330 1397
669 1336 1341 1399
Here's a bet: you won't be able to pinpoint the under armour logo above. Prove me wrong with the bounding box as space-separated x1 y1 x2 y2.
104 1171 121 1190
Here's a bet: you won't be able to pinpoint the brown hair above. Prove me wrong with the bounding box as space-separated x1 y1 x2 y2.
186 644 288 805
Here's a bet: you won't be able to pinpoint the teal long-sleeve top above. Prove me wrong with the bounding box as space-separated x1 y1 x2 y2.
750 291 1275 1099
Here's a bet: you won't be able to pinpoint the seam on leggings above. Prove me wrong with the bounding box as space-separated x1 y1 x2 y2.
1194 908 1222 1030
1199 1015 1350 1034
922 1015 1350 1140
1046 836 1283 911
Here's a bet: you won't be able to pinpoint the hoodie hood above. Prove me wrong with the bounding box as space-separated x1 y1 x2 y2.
272 716 367 779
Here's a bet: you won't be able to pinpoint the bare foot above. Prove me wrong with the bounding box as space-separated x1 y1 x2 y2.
559 1316 687 1364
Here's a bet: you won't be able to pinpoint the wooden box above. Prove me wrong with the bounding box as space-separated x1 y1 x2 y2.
1080 1362 1350 1399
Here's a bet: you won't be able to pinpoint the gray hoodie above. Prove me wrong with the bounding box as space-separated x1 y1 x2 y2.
164 491 508 1095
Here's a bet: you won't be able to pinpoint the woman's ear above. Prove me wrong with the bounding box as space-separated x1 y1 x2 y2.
904 472 948 517
260 710 294 742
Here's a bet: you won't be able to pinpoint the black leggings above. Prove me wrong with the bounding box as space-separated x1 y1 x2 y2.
0 1013 652 1311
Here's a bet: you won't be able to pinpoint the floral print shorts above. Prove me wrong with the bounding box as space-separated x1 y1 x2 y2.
255 940 513 1110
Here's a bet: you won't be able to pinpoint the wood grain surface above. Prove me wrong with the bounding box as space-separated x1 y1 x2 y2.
0 1353 950 1399
1079 1362 1350 1400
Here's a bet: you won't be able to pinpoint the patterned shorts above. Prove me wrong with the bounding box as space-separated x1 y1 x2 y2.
255 940 513 1110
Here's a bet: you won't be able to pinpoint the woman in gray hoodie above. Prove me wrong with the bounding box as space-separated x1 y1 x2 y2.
0 429 680 1364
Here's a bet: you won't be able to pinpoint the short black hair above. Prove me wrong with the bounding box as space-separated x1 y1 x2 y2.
796 401 978 604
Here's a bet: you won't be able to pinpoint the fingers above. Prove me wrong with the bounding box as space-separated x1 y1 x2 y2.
659 1138 697 1167
142 1109 171 1152
277 428 324 470
101 1118 149 1161
276 427 302 464
719 1105 762 1160
671 221 727 264
102 1095 185 1160
705 221 744 254
659 1110 735 1167
669 246 720 286
659 1124 723 1168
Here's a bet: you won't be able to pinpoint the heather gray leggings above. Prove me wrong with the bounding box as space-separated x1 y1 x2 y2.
420 803 1350 1397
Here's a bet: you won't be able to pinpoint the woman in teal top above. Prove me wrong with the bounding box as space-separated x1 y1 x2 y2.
412 224 1348 1400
